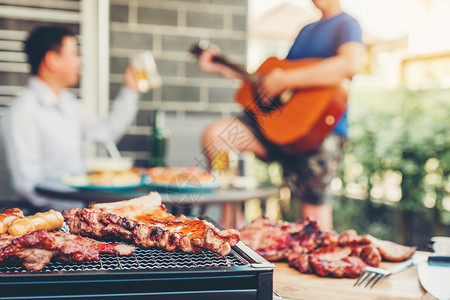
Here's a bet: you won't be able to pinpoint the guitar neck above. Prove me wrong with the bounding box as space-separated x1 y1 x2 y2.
190 43 254 82
211 55 254 82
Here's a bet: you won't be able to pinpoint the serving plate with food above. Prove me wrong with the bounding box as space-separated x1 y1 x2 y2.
144 166 220 191
61 157 144 190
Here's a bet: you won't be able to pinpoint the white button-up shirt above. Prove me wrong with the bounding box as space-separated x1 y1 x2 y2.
2 77 140 207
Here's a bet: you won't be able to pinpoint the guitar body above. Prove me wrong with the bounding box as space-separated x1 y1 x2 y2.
235 57 348 153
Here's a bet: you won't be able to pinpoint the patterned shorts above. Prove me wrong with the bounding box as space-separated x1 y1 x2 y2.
238 113 346 205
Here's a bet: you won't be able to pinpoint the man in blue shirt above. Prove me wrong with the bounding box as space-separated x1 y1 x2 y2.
199 0 365 229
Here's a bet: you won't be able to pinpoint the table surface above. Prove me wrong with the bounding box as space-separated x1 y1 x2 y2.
273 252 436 300
35 180 279 206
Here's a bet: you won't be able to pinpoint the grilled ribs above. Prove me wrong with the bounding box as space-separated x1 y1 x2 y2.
240 217 415 278
63 193 240 256
0 230 135 272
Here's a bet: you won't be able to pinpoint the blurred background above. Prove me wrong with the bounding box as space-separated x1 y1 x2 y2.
0 0 449 249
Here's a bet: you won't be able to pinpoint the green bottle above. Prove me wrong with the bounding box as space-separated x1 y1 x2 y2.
149 110 170 167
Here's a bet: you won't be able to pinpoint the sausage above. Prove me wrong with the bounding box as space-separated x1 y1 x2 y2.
0 208 24 233
8 210 64 236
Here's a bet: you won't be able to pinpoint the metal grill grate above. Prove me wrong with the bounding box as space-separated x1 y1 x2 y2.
0 225 247 274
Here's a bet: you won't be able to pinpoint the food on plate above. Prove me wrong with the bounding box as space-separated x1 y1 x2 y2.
0 229 135 271
147 166 215 187
87 167 142 186
63 192 240 256
0 208 24 234
239 217 416 278
8 210 64 236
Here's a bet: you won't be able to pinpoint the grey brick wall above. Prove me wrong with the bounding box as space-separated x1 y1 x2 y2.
110 0 248 167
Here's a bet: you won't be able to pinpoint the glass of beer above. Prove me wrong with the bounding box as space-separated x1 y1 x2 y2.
211 150 229 172
132 51 162 93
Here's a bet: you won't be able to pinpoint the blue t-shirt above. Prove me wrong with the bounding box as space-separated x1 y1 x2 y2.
286 12 362 136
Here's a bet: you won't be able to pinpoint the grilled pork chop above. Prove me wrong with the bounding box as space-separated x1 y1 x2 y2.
63 193 240 256
0 230 135 271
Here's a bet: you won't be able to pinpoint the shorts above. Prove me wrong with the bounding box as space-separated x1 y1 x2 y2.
238 112 346 205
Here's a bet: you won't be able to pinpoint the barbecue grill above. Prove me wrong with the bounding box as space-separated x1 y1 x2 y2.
0 223 274 299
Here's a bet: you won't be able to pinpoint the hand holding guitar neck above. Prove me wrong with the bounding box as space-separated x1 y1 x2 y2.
190 41 252 81
190 41 275 107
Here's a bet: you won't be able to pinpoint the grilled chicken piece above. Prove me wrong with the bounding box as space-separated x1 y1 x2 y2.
0 230 135 271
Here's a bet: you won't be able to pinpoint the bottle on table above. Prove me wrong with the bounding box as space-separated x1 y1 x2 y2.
149 110 170 167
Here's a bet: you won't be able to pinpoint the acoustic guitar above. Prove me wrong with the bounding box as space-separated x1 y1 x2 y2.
190 42 348 153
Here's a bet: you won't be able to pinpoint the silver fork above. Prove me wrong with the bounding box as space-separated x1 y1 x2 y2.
354 256 418 288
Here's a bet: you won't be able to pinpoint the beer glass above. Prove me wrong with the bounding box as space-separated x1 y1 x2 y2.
211 150 229 172
132 51 162 93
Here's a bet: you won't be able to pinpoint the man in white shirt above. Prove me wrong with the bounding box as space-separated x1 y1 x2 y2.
1 25 140 210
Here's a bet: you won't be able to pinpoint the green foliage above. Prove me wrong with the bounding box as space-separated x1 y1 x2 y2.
339 87 450 233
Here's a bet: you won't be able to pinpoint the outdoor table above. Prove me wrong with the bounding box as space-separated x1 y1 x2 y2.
35 180 280 227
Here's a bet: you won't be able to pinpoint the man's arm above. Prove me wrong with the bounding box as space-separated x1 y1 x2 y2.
259 41 366 99
82 65 140 143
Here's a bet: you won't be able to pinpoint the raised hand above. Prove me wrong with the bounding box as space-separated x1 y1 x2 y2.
124 65 139 91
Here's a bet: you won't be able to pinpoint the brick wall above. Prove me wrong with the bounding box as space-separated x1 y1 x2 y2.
109 0 248 167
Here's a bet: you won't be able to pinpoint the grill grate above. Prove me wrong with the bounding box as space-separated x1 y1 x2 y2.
0 224 247 274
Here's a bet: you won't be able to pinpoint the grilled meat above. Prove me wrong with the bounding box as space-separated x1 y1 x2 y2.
239 218 292 261
311 256 368 278
288 245 365 276
352 244 382 267
0 230 135 272
367 237 416 262
240 217 416 278
289 219 340 251
63 193 240 256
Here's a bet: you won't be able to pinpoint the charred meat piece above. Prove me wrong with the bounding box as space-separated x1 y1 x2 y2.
289 246 354 275
311 256 368 278
239 220 291 261
240 217 308 261
368 236 416 262
0 230 135 272
63 193 239 256
288 252 313 273
352 244 382 267
289 218 340 250
338 230 372 245
240 216 416 278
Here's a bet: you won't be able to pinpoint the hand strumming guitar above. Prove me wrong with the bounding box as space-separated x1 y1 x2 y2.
256 68 288 105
